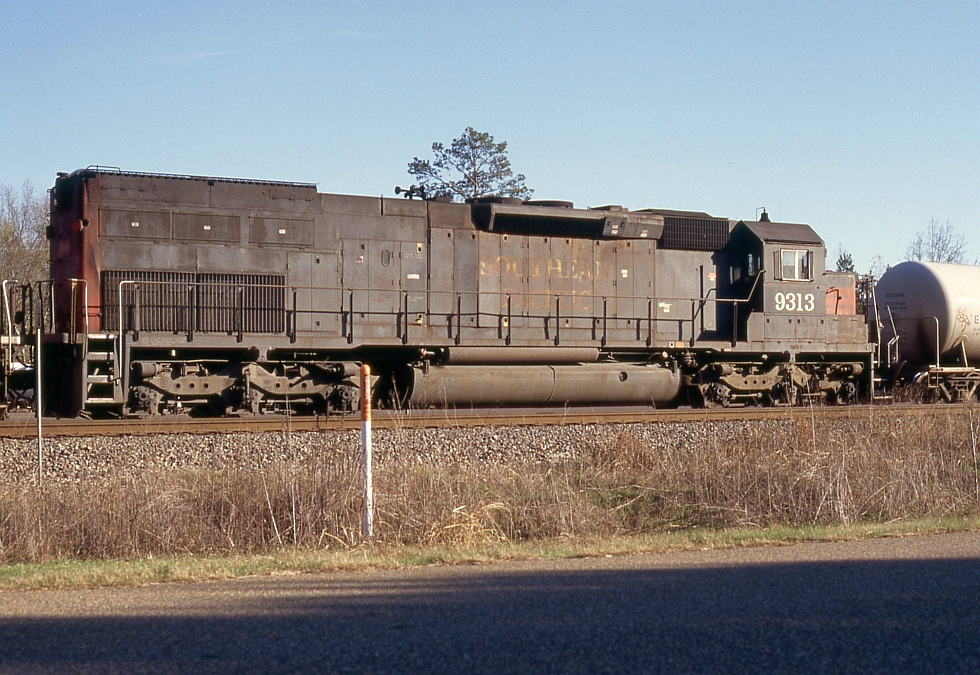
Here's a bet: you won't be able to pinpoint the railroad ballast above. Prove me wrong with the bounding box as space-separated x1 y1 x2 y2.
0 167 972 417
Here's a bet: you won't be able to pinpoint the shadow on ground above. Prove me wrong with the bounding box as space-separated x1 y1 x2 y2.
1 556 978 673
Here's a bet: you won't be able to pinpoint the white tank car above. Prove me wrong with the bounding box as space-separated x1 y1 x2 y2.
873 261 980 365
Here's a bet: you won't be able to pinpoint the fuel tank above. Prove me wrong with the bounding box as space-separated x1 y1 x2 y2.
873 261 980 364
398 363 683 408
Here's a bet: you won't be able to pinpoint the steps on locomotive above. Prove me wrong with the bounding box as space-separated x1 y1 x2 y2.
871 373 894 401
83 337 121 405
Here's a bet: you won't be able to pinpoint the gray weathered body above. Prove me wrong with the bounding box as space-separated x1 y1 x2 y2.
23 169 872 416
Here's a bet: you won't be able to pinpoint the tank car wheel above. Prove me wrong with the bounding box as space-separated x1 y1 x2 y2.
910 372 939 403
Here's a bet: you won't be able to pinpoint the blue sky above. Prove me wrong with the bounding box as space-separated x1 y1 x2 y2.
2 1 976 270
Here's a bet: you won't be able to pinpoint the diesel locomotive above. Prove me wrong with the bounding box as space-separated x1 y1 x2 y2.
3 168 877 417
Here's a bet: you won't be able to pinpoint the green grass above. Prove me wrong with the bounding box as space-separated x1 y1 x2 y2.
2 515 977 591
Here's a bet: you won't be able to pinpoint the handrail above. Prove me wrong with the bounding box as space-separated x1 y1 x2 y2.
2 280 19 381
885 305 899 366
101 274 829 350
117 280 138 380
929 315 940 369
728 270 766 346
2 280 17 340
0 279 18 406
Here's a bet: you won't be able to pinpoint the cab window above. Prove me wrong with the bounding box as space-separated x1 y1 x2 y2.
780 249 812 281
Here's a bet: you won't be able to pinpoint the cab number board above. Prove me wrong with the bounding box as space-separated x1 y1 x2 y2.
774 292 815 312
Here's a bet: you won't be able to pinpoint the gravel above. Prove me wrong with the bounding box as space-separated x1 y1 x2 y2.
0 420 786 484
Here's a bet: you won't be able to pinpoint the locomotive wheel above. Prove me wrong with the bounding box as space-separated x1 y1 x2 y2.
835 381 858 405
208 396 231 417
128 386 162 416
771 382 800 406
703 383 731 408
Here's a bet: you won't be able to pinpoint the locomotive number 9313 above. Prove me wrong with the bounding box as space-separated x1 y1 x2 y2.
774 292 815 312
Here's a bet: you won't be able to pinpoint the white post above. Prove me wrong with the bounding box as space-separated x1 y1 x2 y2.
360 364 373 539
35 320 42 484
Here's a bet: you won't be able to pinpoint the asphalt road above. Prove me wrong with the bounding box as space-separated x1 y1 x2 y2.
1 532 979 674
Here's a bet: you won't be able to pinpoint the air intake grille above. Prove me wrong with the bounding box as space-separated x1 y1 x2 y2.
491 213 605 239
101 270 285 333
659 217 730 251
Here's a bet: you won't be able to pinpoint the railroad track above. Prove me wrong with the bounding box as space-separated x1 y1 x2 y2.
0 403 970 438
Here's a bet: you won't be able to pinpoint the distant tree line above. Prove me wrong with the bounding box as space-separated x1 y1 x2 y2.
0 182 48 283
837 218 972 277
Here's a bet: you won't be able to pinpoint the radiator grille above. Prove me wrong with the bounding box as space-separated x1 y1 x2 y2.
102 271 285 333
659 217 730 251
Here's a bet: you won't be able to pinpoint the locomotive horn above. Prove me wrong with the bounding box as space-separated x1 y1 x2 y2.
395 184 426 200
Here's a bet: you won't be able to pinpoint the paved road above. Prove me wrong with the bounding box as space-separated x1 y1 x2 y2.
1 533 979 674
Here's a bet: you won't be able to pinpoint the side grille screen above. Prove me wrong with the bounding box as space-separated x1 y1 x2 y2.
659 217 730 251
102 271 285 333
491 214 605 239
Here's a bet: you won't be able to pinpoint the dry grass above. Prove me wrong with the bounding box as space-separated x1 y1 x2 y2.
4 517 980 591
1 408 979 565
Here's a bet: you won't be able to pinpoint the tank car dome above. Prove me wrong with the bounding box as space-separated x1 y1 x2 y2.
874 261 980 364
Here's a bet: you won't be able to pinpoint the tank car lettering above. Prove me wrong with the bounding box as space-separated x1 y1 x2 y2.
956 307 972 328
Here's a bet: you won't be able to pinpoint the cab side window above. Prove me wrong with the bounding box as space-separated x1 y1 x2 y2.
780 249 812 281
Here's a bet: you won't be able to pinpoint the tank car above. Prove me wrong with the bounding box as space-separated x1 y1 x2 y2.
1 168 873 417
872 261 980 401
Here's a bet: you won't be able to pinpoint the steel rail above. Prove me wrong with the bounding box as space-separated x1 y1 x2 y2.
0 403 970 439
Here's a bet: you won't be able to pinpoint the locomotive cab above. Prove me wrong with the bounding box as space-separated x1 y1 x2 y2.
690 218 869 407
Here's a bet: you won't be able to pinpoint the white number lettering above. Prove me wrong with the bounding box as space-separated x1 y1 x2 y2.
774 291 816 312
